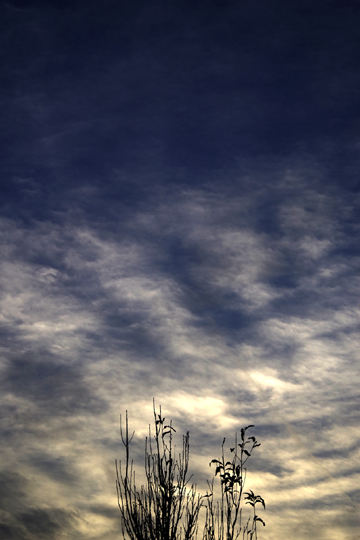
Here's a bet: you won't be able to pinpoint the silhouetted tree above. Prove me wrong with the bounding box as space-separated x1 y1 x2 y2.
204 427 265 540
116 401 203 540
116 402 265 540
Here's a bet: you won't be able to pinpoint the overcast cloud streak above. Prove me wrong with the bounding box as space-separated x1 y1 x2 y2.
1 1 360 540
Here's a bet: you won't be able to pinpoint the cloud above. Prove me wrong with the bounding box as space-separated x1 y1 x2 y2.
1 1 360 539
0 154 360 539
8 508 79 540
5 357 107 416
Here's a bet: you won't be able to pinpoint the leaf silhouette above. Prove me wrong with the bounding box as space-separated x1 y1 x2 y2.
254 516 265 526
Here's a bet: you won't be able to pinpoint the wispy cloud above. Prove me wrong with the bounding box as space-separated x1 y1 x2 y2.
1 1 360 538
0 164 359 538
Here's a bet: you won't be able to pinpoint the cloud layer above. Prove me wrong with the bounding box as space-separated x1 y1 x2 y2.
1 170 360 539
1 1 360 539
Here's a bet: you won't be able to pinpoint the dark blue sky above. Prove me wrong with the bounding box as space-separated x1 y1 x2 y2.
2 0 360 214
1 1 360 539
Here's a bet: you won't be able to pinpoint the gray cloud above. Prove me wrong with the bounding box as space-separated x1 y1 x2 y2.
4 357 108 417
1 2 360 539
0 167 359 539
15 508 78 540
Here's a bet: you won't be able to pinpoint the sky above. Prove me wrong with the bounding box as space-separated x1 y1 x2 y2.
1 0 360 539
